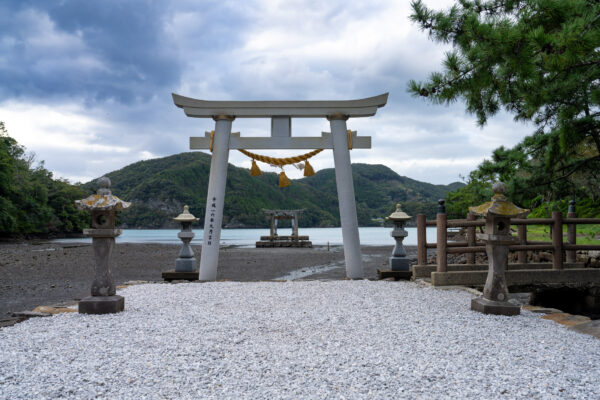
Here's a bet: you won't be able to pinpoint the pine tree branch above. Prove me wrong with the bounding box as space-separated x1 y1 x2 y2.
542 155 600 186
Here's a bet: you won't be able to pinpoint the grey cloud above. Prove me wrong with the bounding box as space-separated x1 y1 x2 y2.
0 0 532 185
0 0 247 104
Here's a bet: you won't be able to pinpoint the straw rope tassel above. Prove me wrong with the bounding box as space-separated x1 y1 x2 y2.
304 160 315 176
250 159 262 176
279 171 290 188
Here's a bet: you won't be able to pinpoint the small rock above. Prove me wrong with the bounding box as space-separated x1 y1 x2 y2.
0 317 25 328
568 320 600 339
11 311 52 318
541 312 591 327
32 306 76 314
522 305 563 314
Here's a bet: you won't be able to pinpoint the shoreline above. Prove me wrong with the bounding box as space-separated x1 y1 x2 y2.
16 226 435 247
0 242 401 317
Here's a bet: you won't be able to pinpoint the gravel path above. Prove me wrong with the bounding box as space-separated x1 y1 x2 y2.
1 281 598 399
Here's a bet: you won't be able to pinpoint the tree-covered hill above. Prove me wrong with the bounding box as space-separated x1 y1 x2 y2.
83 152 463 228
0 123 88 237
301 163 463 226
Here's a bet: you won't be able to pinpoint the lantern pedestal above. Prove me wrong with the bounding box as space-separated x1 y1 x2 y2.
75 176 130 316
470 223 521 316
390 226 410 271
175 231 197 272
377 204 413 280
389 258 411 271
162 206 200 282
79 229 124 314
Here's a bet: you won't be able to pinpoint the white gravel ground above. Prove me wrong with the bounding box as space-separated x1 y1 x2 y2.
1 281 599 399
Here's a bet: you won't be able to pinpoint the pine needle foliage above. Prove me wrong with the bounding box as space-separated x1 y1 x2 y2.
409 0 600 208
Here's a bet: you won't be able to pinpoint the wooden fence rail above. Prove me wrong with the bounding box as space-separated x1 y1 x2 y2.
417 205 600 273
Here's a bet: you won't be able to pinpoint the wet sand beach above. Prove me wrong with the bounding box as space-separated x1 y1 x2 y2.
0 242 404 316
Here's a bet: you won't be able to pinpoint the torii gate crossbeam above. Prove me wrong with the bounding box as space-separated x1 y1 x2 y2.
172 93 388 281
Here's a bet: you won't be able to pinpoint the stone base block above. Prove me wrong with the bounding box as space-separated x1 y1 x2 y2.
256 240 312 248
175 258 197 272
79 295 124 314
471 297 520 316
162 270 199 282
377 269 412 281
389 257 410 272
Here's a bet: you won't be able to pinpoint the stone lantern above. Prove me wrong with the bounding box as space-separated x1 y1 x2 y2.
75 177 131 314
386 203 412 272
469 182 529 316
162 205 200 281
174 205 199 271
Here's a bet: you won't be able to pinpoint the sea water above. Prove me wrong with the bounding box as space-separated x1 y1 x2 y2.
52 227 437 247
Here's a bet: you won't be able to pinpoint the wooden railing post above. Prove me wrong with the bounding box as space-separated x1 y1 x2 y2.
517 224 528 264
466 212 476 264
552 211 563 270
436 200 447 272
417 214 427 265
566 200 577 264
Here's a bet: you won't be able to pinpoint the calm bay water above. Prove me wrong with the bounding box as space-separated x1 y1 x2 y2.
53 227 437 247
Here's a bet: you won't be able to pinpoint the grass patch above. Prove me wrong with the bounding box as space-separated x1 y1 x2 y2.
515 224 600 245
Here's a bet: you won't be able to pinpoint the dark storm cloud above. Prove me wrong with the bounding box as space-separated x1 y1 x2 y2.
0 0 248 104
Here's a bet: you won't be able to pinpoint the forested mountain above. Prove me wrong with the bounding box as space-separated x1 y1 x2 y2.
83 152 463 228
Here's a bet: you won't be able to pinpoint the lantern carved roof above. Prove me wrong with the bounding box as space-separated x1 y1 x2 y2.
173 205 199 223
469 182 529 218
386 204 412 222
75 177 131 211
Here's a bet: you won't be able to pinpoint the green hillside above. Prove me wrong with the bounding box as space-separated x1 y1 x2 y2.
82 152 463 228
1 125 88 237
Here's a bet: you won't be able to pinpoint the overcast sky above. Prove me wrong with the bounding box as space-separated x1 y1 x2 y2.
0 0 532 185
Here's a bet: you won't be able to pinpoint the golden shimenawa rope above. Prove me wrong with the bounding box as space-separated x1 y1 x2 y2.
237 148 324 166
210 130 353 154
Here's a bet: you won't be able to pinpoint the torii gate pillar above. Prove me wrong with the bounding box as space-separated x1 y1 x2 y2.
330 115 362 278
172 92 388 281
198 115 233 281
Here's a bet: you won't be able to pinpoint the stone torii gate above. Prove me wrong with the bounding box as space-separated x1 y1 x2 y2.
172 93 388 281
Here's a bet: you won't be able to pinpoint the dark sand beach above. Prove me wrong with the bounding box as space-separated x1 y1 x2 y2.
0 242 406 316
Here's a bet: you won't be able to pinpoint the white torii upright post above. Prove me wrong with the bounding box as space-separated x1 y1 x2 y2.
329 115 362 278
172 93 388 281
198 115 233 281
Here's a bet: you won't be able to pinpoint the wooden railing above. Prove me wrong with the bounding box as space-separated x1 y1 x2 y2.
416 202 600 273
